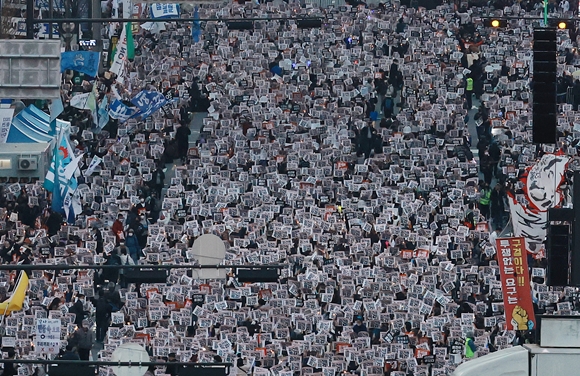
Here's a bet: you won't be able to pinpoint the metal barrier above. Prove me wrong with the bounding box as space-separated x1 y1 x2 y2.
0 359 231 376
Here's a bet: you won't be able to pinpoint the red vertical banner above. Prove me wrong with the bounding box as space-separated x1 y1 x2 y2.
496 237 536 331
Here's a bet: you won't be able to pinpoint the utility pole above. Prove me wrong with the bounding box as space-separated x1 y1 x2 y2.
25 0 34 39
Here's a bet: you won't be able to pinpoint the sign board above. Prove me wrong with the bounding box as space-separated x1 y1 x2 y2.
0 108 15 143
0 40 61 99
35 318 61 354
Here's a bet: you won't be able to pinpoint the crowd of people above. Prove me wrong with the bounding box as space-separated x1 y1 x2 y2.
2 0 580 376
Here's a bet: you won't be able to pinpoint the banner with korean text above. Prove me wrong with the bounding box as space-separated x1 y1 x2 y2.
35 318 61 354
0 108 15 143
496 237 536 331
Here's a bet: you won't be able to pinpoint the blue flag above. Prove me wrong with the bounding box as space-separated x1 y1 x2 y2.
108 99 138 123
192 6 201 43
45 126 77 214
97 96 110 129
60 51 101 77
131 90 168 120
51 164 64 214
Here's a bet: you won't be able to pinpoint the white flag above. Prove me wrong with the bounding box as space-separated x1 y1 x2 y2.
69 92 91 109
109 24 128 76
84 155 102 176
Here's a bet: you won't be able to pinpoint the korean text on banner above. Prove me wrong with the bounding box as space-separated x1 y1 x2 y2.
496 237 536 331
109 24 128 76
0 108 15 143
35 318 61 354
150 3 180 19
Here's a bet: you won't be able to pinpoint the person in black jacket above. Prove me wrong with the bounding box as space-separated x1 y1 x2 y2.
166 353 179 376
149 167 165 198
95 292 112 343
2 349 17 376
69 294 88 327
45 209 63 236
60 344 80 360
176 124 192 162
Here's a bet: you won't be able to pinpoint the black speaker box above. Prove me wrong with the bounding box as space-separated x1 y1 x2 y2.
533 113 557 144
227 21 254 30
532 28 557 144
547 224 570 286
534 29 557 45
124 269 168 284
237 268 279 283
297 19 322 29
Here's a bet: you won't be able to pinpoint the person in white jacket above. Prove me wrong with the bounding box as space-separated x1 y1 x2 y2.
119 247 135 288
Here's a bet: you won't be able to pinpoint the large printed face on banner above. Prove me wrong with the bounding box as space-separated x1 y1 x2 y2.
525 153 569 211
509 204 546 253
509 153 570 255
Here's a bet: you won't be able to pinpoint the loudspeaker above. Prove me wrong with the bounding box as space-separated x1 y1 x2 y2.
533 28 557 144
547 224 570 286
548 207 574 222
124 269 168 284
297 19 322 29
237 268 279 283
227 21 254 30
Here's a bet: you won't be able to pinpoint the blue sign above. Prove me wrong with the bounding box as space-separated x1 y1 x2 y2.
108 99 138 123
60 51 100 77
131 90 167 120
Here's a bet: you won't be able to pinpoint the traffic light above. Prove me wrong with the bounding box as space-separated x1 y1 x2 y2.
549 19 570 29
484 19 507 28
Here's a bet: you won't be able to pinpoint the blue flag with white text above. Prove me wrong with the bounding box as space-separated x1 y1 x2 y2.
60 51 101 77
131 90 167 120
108 99 138 123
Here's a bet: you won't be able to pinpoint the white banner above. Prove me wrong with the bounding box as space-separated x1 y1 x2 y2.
109 24 128 76
525 153 569 211
84 155 102 176
508 197 547 254
150 3 179 18
509 153 570 255
35 318 61 354
0 108 14 143
123 0 132 18
69 92 91 109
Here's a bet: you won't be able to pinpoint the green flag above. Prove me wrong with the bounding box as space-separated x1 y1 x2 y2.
126 22 135 60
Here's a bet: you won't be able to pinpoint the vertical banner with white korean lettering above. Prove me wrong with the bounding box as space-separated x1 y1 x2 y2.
0 108 15 143
496 237 536 331
35 318 61 354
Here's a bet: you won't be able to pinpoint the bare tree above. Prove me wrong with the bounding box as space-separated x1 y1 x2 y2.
0 2 22 39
